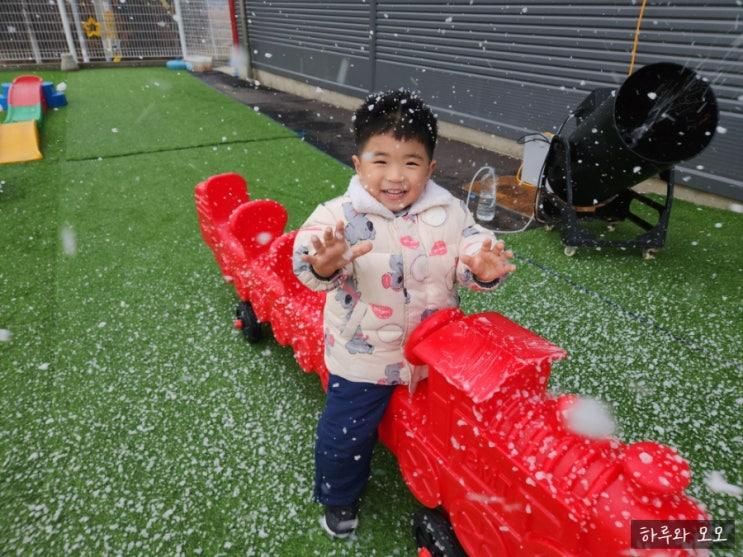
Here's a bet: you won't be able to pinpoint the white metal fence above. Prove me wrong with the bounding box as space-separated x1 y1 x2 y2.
0 0 234 65
179 0 234 62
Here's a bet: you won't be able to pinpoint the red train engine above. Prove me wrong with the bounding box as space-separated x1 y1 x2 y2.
195 173 708 556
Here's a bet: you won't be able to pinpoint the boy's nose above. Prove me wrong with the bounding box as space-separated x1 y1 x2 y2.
385 165 404 182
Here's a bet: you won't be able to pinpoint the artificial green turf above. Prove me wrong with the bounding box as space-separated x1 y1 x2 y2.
501 202 743 367
1 68 741 556
61 68 296 160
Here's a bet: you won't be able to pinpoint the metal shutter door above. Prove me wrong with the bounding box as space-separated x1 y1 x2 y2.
375 1 740 199
244 0 372 95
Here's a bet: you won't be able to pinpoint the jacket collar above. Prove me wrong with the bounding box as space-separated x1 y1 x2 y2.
347 175 452 219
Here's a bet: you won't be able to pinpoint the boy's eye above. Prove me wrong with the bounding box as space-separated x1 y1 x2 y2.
373 160 387 165
406 162 420 167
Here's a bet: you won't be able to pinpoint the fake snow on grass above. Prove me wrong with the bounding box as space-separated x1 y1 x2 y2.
704 471 743 498
0 267 415 555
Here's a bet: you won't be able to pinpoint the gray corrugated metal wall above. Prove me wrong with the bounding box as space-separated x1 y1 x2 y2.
244 1 371 94
244 0 742 201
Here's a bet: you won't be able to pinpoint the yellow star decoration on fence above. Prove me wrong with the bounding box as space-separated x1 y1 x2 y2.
82 17 101 39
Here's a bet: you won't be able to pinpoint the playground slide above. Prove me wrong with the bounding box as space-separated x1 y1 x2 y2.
4 75 44 124
0 75 45 164
0 121 42 164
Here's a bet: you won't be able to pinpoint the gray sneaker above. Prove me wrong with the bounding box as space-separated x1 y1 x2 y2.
319 503 359 539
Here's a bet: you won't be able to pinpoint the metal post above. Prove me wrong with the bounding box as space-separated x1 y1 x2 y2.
56 0 79 61
369 0 377 92
235 0 253 79
68 0 90 63
228 0 240 47
173 0 189 59
21 1 42 64
92 0 111 61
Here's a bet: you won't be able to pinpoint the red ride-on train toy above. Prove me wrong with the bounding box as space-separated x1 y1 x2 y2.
195 173 708 556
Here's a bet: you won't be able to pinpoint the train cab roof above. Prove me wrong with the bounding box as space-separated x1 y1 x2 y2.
409 312 566 404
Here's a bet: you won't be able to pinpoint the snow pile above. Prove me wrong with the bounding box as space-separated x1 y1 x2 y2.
563 397 616 439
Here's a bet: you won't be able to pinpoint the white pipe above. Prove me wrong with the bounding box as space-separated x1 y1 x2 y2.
56 0 78 61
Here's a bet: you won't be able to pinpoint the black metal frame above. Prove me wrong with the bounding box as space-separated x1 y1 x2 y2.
540 132 675 254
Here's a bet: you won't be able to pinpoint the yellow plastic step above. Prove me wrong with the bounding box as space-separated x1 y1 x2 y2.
0 121 42 164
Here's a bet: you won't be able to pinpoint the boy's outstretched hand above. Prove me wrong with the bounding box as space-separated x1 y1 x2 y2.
460 238 516 283
302 220 373 278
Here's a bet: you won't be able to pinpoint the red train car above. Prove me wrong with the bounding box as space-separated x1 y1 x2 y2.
195 173 708 557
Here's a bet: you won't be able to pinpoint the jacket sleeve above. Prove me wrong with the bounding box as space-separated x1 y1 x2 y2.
455 204 507 292
292 203 353 292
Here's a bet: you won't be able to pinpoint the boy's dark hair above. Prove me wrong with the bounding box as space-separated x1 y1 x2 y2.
352 90 438 159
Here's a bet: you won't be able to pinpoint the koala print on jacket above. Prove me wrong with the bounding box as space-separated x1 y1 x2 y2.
335 276 361 320
343 202 375 245
292 244 310 275
462 225 480 238
381 254 404 291
382 254 410 304
345 326 374 355
420 308 438 322
383 362 404 385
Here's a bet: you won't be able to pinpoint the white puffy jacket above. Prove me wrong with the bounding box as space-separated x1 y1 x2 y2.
293 175 503 387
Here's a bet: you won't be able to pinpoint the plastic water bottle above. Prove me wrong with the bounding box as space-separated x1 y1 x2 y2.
475 173 496 223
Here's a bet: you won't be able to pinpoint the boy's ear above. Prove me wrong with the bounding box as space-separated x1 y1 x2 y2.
427 159 437 178
352 154 361 174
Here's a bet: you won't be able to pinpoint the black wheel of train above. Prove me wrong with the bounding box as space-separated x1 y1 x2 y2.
235 301 262 343
413 508 467 557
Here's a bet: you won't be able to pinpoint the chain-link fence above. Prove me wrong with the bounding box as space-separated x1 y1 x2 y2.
1 1 71 64
0 0 234 66
179 0 233 63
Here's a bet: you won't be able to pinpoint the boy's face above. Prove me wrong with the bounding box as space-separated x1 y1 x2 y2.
352 133 436 212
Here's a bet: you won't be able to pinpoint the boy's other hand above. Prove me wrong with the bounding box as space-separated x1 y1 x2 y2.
302 220 373 278
460 238 516 283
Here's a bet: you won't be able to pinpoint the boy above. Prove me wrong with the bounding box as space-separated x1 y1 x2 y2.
292 90 515 538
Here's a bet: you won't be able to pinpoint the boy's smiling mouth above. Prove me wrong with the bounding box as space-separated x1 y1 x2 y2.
381 188 407 200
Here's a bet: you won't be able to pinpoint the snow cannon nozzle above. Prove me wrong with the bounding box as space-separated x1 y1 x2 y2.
534 62 719 256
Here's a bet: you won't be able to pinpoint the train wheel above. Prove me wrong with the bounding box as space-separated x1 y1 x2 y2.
642 248 657 260
413 508 466 557
235 301 262 343
398 438 441 508
450 498 507 557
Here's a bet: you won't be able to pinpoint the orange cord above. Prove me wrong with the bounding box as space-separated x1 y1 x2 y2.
628 0 649 75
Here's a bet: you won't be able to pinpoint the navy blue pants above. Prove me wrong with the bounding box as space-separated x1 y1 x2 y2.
314 374 396 506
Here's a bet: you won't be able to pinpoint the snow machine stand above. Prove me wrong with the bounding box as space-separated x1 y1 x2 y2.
533 62 718 258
